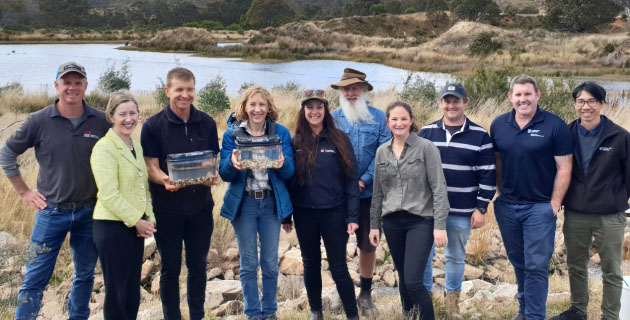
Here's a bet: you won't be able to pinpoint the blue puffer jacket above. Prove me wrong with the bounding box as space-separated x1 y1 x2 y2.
219 114 295 221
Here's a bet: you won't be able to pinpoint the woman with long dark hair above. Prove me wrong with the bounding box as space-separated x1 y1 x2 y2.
285 89 359 320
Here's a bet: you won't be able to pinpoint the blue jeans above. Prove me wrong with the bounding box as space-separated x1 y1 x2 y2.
423 215 472 293
231 196 280 319
494 197 556 320
15 206 98 320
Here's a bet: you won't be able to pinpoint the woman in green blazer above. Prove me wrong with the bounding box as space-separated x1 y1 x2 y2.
90 90 156 320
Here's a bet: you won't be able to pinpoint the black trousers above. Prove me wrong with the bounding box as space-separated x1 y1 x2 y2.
154 208 213 320
382 211 434 320
293 206 358 317
93 220 144 320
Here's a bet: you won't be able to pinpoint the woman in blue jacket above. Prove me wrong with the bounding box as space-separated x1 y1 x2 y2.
219 85 294 320
286 89 360 320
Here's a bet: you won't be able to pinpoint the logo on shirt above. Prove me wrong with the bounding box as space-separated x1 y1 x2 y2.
599 146 613 152
527 129 545 138
320 148 336 153
83 130 101 139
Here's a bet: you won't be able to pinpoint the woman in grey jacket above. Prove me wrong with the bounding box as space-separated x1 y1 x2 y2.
369 101 449 320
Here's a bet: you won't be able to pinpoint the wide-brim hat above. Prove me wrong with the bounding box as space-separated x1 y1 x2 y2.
331 68 373 91
301 89 328 108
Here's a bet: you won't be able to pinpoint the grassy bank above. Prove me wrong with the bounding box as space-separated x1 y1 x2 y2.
1 82 629 318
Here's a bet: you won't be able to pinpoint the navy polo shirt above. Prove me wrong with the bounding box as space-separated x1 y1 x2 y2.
490 108 572 204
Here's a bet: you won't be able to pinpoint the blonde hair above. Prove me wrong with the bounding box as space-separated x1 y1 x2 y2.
235 85 279 122
105 90 139 123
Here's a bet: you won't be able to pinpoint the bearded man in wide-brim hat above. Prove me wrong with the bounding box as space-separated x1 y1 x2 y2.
330 68 391 317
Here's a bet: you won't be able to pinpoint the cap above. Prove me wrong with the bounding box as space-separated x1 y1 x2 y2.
301 89 328 108
440 82 467 99
56 61 87 80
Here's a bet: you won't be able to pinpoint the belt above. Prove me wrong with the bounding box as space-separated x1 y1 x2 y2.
46 198 96 210
245 190 274 200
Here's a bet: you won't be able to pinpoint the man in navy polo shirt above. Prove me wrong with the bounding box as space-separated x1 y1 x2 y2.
490 75 573 320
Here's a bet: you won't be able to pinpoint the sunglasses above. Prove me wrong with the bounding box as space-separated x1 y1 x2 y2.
303 89 325 98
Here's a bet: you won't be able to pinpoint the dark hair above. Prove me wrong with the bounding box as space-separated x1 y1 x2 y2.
385 101 419 133
509 74 539 93
572 82 606 103
292 100 355 185
167 67 195 87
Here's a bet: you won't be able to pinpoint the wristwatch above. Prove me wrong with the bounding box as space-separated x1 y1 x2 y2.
477 207 487 214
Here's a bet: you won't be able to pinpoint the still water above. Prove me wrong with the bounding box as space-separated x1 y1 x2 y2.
0 43 452 95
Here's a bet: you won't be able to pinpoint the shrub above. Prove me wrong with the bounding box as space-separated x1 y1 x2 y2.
469 33 502 56
404 7 416 14
97 59 131 93
370 4 386 15
197 76 230 115
84 91 110 111
272 81 300 93
458 66 513 103
536 77 576 122
604 43 616 55
239 81 256 95
227 23 244 31
399 74 437 102
520 5 539 14
154 78 169 107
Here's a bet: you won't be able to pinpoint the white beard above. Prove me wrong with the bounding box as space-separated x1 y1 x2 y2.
339 94 373 125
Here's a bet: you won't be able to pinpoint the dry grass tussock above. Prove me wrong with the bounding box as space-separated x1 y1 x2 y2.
132 27 218 52
1 88 630 319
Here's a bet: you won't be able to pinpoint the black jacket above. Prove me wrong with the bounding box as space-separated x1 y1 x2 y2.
563 116 630 215
288 130 359 224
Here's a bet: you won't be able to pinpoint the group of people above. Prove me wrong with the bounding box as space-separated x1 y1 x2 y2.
0 62 628 320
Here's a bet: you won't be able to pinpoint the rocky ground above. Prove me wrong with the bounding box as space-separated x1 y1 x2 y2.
1 215 630 320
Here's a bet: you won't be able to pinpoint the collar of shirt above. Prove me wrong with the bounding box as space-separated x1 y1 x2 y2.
506 106 545 130
577 116 605 136
239 120 267 136
440 117 467 143
48 99 94 121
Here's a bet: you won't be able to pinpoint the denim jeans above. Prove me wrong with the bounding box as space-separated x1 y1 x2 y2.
231 196 280 319
382 211 434 320
15 206 98 320
494 197 556 320
423 215 472 293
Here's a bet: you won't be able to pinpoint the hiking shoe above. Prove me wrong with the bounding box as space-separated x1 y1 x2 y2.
262 315 277 320
357 290 378 317
550 307 587 320
309 310 323 320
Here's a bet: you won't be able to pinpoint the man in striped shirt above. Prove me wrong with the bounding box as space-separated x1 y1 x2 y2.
420 82 496 315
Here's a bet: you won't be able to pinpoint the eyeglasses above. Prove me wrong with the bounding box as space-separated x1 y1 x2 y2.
575 99 599 107
304 89 325 98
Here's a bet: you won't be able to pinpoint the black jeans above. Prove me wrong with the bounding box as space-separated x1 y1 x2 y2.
154 208 213 320
93 220 144 320
293 206 358 317
382 211 434 320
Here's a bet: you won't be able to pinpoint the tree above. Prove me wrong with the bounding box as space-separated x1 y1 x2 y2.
543 0 622 32
448 0 500 22
301 4 322 19
426 0 448 33
370 3 386 15
245 0 294 28
38 0 90 27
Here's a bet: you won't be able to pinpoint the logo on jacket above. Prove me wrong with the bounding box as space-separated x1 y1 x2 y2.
83 130 100 139
527 129 544 137
320 148 335 153
599 146 613 152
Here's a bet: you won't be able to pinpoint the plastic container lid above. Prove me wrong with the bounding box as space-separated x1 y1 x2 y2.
167 150 215 162
235 134 281 147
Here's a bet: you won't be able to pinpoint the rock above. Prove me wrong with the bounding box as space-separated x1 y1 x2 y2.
464 265 484 280
88 311 104 320
224 269 235 280
432 268 445 278
0 232 18 247
349 269 360 286
222 247 240 261
484 266 500 282
93 275 105 293
321 259 329 271
493 283 518 302
151 272 160 294
215 300 244 316
279 249 304 275
590 253 601 265
278 294 308 311
346 242 357 258
321 286 342 311
207 267 222 280
383 270 397 287
207 279 242 300
278 240 291 257
94 292 105 309
461 279 493 298
321 271 335 287
143 237 157 261
206 290 224 310
547 292 570 304
141 260 157 284
375 245 385 264
321 245 328 260
207 248 220 265
137 308 164 320
40 288 65 319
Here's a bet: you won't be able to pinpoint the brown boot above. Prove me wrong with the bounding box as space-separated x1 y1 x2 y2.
444 290 461 315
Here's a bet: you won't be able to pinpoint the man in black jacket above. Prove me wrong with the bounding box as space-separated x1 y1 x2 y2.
552 82 630 320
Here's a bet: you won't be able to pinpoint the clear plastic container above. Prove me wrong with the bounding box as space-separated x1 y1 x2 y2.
166 150 216 187
235 134 282 170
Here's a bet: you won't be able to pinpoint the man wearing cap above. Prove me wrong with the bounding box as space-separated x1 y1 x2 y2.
419 83 496 314
0 62 110 320
330 68 390 315
491 75 573 320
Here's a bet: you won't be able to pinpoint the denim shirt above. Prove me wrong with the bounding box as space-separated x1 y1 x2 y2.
331 104 391 199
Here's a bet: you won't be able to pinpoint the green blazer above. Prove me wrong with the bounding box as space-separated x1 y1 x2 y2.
91 128 155 227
